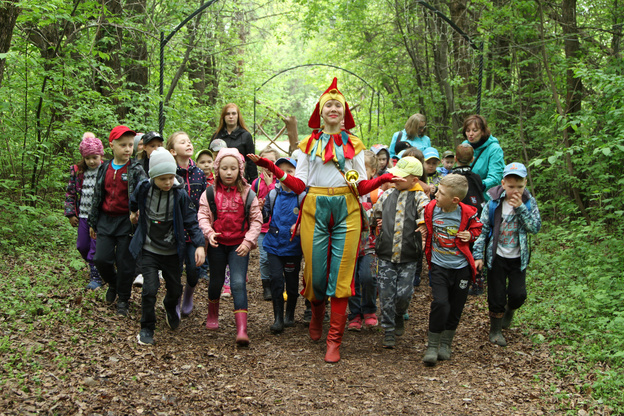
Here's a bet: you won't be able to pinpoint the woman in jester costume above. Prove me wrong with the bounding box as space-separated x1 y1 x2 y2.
248 78 403 362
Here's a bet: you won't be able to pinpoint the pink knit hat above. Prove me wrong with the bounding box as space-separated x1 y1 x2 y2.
79 136 104 157
213 147 247 184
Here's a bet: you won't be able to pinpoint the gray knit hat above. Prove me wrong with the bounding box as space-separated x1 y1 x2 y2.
149 147 177 178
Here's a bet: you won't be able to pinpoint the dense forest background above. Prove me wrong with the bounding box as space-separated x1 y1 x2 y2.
1 0 623 411
1 0 623 224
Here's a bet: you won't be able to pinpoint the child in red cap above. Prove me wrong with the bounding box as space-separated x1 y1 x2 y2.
88 126 147 316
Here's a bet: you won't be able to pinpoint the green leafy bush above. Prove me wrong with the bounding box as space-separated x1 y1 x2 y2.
524 221 624 411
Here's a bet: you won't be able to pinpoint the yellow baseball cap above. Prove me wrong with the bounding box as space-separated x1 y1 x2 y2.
388 156 423 177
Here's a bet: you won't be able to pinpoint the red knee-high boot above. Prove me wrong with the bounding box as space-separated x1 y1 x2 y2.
325 297 348 363
309 300 325 341
234 309 249 346
205 299 220 330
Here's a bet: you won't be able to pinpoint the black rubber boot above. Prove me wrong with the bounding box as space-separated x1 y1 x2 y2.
489 317 507 346
262 280 272 301
502 306 516 329
284 296 297 327
270 298 284 334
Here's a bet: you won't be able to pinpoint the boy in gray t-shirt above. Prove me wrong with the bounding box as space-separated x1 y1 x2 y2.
423 174 482 366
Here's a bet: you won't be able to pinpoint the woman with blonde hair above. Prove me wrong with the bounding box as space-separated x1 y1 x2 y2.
389 113 431 160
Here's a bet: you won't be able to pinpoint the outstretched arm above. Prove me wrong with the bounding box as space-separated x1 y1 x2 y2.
357 173 405 195
247 154 307 194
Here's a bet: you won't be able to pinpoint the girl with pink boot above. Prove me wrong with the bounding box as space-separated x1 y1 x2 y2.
197 148 262 346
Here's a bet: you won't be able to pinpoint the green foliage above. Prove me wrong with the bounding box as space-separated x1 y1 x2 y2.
523 222 624 411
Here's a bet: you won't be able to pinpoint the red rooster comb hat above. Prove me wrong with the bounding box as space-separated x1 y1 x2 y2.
308 77 356 131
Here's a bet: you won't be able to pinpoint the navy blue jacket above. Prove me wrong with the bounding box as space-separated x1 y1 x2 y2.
262 182 303 257
129 177 205 261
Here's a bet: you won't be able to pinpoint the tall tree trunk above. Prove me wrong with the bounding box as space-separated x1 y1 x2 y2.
537 0 589 223
93 0 123 116
0 0 20 87
449 0 473 103
611 0 622 58
119 0 148 119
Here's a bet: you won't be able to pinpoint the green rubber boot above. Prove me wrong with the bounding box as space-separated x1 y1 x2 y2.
437 329 456 361
423 332 441 366
502 306 516 329
489 317 507 346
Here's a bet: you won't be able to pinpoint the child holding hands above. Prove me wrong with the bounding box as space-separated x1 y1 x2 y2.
262 157 304 333
129 148 206 345
197 148 262 346
373 157 429 348
251 146 280 301
422 174 482 366
89 126 147 316
167 131 207 317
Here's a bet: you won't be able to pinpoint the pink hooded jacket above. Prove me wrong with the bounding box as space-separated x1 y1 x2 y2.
197 148 262 250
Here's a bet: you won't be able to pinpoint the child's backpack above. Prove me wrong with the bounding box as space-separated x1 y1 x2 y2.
205 185 256 232
264 187 306 217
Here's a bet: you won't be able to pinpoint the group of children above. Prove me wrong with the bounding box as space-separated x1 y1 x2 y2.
65 81 541 365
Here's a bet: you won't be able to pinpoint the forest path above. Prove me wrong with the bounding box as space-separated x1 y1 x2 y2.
3 251 586 415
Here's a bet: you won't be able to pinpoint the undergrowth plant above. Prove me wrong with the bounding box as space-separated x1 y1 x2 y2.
523 220 624 412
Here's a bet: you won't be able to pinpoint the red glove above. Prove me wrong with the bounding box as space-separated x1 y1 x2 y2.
357 173 393 195
253 157 306 194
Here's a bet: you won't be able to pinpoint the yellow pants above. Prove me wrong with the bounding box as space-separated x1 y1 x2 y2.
299 186 362 301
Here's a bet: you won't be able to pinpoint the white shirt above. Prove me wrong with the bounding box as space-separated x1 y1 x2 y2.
295 150 367 188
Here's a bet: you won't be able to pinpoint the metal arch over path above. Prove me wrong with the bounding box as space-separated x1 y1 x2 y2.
157 0 484 135
253 64 381 143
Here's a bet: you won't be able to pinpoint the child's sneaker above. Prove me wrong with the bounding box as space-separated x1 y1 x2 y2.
222 285 231 298
137 328 154 345
116 301 129 317
348 316 362 331
85 280 103 290
363 313 378 327
163 300 180 330
302 305 312 324
133 274 144 286
383 331 396 349
105 287 117 304
395 314 405 336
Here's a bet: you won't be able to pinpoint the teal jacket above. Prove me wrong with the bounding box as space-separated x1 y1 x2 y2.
389 129 431 159
463 135 505 201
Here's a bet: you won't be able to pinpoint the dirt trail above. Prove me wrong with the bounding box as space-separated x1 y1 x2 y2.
2 252 584 415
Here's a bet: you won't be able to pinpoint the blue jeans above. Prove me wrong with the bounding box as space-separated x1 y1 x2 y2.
348 254 377 320
257 233 270 281
207 244 249 310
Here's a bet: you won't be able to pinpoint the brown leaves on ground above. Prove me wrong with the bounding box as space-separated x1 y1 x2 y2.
0 251 609 415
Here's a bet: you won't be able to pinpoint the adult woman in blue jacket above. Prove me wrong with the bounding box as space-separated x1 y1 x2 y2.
462 115 505 201
389 113 431 160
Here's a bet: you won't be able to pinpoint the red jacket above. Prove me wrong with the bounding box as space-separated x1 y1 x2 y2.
197 182 262 250
424 200 482 282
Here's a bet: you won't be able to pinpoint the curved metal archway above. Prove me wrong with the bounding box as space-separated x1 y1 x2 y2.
157 1 484 136
253 64 381 144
